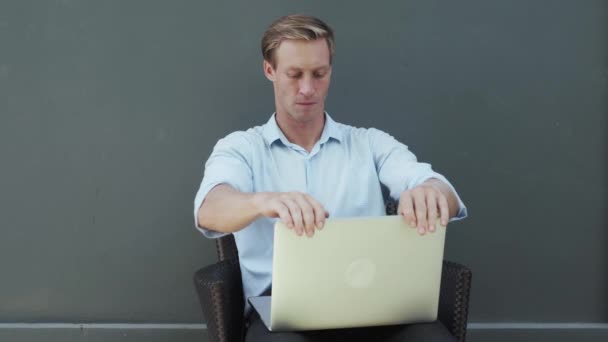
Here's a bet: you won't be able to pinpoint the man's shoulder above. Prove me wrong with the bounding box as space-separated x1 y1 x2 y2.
332 120 389 142
216 125 266 148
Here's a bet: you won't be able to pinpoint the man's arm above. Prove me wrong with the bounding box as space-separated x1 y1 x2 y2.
367 128 466 234
197 184 262 233
197 184 329 237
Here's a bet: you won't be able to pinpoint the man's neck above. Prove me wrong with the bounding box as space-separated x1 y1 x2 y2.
275 111 325 152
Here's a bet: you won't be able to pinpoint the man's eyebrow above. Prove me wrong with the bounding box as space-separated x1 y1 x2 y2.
285 66 330 72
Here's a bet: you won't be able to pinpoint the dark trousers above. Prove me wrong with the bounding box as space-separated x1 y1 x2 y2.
244 311 457 342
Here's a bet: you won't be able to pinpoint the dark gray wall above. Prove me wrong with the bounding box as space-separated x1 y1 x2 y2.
1 0 606 341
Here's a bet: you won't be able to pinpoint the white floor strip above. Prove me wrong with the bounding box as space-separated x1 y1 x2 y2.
468 323 608 330
0 323 607 330
0 323 207 329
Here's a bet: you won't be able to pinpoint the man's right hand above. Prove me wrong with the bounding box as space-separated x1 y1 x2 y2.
253 192 329 237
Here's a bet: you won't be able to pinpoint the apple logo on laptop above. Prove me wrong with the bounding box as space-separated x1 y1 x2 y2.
344 258 376 288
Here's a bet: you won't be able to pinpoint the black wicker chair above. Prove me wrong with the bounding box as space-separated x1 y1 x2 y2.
194 199 472 342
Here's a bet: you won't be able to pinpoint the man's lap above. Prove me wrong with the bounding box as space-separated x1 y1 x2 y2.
244 311 457 342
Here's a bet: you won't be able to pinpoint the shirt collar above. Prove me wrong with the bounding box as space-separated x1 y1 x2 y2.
262 112 343 147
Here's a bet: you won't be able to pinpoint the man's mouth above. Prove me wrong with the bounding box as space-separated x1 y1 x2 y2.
296 102 316 106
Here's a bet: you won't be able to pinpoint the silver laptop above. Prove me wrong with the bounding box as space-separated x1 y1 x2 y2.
248 215 446 331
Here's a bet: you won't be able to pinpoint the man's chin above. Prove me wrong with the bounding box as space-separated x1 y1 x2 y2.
290 109 323 122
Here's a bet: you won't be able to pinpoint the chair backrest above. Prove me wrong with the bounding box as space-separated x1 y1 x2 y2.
216 230 239 261
215 188 398 261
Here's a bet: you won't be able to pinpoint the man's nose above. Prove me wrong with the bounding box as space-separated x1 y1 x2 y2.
299 77 315 97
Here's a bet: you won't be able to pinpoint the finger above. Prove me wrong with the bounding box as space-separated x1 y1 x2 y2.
400 193 416 228
438 194 449 227
275 202 293 229
304 194 327 230
426 191 438 233
293 194 316 237
413 190 428 235
282 197 304 236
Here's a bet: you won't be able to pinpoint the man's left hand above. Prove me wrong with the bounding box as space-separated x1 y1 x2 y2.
398 179 453 235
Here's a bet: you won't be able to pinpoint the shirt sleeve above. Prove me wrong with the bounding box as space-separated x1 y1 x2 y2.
369 128 468 221
193 132 254 238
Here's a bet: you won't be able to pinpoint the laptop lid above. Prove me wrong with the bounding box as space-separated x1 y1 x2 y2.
269 215 446 331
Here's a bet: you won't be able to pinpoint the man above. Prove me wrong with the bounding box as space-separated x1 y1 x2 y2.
194 14 467 342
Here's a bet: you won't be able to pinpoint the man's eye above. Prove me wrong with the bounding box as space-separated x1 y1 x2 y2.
314 73 326 79
288 73 301 79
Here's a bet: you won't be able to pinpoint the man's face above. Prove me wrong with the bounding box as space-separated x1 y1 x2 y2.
264 39 332 123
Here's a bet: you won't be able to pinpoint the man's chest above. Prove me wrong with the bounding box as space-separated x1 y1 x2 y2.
249 144 385 216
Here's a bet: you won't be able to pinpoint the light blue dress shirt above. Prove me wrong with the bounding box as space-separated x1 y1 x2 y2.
194 113 467 315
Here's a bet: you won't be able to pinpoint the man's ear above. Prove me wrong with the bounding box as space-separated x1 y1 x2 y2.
263 60 276 82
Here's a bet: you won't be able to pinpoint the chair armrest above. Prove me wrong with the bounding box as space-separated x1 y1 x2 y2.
193 258 245 342
438 260 473 342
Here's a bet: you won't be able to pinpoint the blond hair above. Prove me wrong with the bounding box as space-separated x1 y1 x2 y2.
261 14 335 68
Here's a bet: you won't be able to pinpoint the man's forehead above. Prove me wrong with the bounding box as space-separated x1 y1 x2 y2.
274 39 331 69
